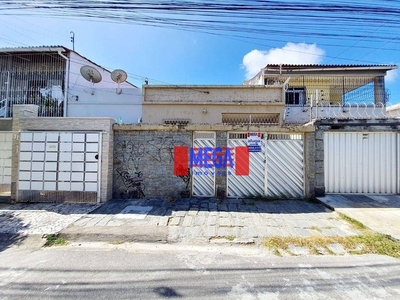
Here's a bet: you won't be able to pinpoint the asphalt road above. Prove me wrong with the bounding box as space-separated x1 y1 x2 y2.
1 242 400 299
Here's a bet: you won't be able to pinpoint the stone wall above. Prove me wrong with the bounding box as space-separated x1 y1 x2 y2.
113 129 191 199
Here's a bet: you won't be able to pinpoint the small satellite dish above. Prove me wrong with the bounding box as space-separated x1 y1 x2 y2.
111 69 127 95
111 69 128 84
80 65 102 84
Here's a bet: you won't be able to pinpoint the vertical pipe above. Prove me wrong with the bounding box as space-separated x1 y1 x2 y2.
97 132 103 203
57 50 69 117
5 71 10 117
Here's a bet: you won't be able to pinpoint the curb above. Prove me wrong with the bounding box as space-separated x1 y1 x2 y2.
58 225 169 244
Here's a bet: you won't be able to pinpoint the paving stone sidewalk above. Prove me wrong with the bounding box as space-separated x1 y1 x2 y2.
0 198 363 250
58 198 360 245
0 203 100 236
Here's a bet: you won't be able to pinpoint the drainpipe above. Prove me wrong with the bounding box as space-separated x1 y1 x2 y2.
5 71 10 117
57 50 69 117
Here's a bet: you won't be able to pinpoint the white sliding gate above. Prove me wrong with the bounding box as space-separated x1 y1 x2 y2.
324 132 398 194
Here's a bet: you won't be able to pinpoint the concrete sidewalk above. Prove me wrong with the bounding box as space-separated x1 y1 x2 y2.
318 194 400 241
0 198 361 248
57 198 360 245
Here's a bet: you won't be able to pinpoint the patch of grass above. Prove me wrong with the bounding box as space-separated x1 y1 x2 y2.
109 241 125 245
309 226 322 232
264 233 400 258
273 248 282 256
224 235 236 241
338 213 368 230
43 234 68 247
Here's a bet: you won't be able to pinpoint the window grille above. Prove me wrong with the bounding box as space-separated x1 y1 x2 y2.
222 113 279 125
163 118 191 125
267 134 303 140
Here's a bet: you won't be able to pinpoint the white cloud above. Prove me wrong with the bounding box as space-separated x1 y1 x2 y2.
386 69 398 83
242 42 325 79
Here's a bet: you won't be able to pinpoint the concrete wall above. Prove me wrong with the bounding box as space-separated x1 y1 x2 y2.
67 88 142 124
66 52 141 124
142 85 285 124
0 119 12 131
143 103 284 125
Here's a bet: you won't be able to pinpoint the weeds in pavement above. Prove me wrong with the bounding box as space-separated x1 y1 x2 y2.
309 226 322 232
43 234 68 247
109 241 125 245
264 233 400 258
265 212 400 258
338 213 368 230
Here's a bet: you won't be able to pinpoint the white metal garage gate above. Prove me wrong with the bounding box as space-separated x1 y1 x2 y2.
18 131 101 202
227 133 304 198
324 132 398 194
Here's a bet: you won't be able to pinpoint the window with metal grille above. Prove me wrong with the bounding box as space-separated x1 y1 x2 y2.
222 113 279 125
285 87 306 105
267 134 303 140
163 118 191 125
228 132 265 139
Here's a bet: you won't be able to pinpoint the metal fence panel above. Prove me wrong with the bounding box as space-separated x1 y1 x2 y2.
192 132 216 197
266 134 304 198
227 133 265 197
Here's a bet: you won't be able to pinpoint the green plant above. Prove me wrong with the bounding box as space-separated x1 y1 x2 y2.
338 213 368 230
264 233 400 258
225 235 236 241
43 234 68 247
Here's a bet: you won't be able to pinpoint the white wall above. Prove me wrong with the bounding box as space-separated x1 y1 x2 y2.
66 52 142 124
67 88 142 124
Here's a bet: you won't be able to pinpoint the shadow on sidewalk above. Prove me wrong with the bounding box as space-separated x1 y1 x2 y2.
88 198 330 217
0 212 28 252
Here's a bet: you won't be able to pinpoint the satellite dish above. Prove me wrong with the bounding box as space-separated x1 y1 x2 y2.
80 65 102 84
111 69 128 83
111 69 127 95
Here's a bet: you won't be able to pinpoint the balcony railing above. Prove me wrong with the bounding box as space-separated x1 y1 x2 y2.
284 102 397 124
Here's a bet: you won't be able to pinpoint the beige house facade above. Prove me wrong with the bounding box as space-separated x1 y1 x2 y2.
142 85 285 126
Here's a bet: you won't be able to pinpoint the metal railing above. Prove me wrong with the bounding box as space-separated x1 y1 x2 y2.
285 102 399 124
0 98 7 118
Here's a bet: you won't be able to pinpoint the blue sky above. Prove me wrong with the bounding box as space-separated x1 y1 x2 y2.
0 2 399 104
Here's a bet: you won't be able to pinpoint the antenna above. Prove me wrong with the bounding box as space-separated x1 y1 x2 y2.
70 31 75 51
111 69 127 95
80 65 102 95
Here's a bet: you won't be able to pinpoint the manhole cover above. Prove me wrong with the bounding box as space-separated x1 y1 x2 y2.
116 205 153 219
